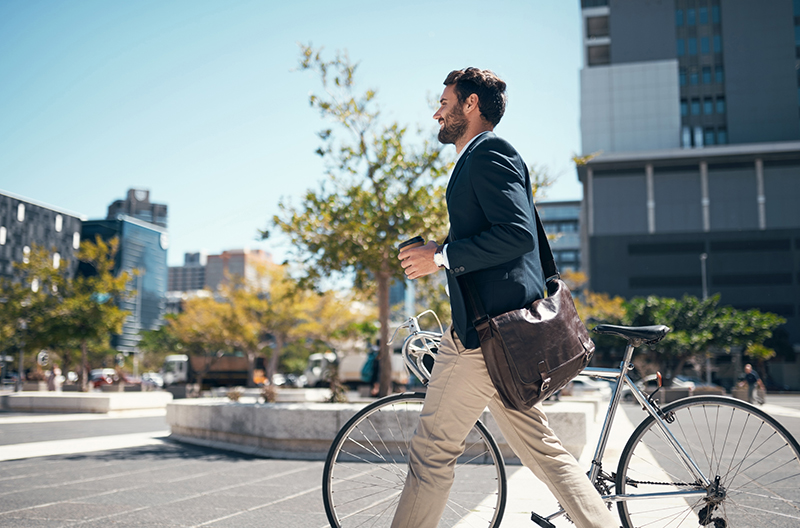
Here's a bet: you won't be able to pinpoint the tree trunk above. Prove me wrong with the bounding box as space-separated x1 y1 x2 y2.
246 351 256 388
377 260 392 397
80 340 89 392
267 335 283 384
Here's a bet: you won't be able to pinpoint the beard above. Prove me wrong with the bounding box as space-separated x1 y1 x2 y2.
437 104 468 145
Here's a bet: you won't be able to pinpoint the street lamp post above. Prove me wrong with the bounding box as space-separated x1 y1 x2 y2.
700 253 711 385
16 319 27 392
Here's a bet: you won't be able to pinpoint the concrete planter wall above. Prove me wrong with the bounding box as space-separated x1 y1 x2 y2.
167 398 595 464
1 391 173 413
22 381 48 391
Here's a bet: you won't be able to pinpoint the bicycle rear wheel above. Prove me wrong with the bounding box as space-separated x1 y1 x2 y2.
322 392 506 528
616 395 800 528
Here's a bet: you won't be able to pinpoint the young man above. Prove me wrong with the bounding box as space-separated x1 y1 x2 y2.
395 68 617 528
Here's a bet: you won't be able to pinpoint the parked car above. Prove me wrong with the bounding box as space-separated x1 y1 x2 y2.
90 368 117 388
141 372 163 388
565 375 613 399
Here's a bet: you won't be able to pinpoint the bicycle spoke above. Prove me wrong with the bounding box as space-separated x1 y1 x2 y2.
323 393 505 528
617 396 800 528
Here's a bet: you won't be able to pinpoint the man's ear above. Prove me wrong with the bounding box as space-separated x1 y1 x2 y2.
464 93 480 115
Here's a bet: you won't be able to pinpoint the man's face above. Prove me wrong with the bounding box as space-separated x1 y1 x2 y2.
434 85 468 145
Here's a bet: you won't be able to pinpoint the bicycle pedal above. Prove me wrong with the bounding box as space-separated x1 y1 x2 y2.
530 511 556 528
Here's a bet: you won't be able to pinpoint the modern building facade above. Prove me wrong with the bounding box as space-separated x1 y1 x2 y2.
0 190 84 281
107 188 168 228
578 1 800 354
81 215 169 354
538 200 582 273
168 252 208 292
204 249 271 292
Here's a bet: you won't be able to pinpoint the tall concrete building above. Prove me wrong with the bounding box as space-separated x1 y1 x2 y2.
81 216 168 353
577 1 800 370
168 252 207 293
204 249 272 292
107 188 168 228
0 190 84 281
538 200 582 273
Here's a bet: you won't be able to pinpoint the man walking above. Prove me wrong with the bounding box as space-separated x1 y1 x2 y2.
395 68 617 528
744 364 765 405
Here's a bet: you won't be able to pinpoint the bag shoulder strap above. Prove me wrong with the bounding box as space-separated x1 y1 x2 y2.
464 205 559 324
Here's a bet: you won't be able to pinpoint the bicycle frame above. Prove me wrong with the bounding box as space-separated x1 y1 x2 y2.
393 313 714 522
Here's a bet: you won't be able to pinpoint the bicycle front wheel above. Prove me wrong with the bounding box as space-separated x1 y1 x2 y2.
322 392 507 528
616 395 800 528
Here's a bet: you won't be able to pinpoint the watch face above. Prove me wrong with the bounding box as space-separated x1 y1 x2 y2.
160 232 169 250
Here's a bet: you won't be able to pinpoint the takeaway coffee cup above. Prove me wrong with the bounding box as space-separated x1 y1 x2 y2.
398 236 425 251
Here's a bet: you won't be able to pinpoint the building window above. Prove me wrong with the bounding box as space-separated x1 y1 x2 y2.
679 68 687 86
587 44 610 66
715 65 724 83
690 70 699 85
687 8 696 25
704 127 716 145
53 253 60 269
694 126 704 147
688 38 697 55
677 39 685 56
680 99 689 116
676 9 684 26
581 0 608 7
682 126 692 147
704 97 714 114
17 203 25 222
718 127 728 144
23 246 30 264
586 16 609 39
701 37 710 54
712 5 720 24
716 96 726 114
0 226 5 245
73 232 80 250
713 34 722 53
55 214 63 233
699 7 708 24
691 98 701 115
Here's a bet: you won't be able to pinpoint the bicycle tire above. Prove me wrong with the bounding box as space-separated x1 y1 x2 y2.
616 395 800 528
322 392 507 528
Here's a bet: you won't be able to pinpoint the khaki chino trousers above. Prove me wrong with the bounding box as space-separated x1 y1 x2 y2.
391 326 618 528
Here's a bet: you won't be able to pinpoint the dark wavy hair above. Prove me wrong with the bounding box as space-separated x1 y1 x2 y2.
443 68 507 127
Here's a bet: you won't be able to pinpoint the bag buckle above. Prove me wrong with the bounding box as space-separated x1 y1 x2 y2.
538 361 551 392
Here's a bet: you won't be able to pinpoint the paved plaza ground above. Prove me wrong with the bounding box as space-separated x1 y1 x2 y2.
1 394 800 527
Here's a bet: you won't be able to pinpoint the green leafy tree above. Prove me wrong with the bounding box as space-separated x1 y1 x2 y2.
50 236 131 391
266 44 450 396
0 245 66 387
167 262 370 388
138 313 185 371
626 294 785 385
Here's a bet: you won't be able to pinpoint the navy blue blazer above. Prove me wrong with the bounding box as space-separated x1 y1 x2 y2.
444 132 545 349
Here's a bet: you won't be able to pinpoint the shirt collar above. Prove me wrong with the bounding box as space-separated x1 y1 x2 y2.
454 130 491 165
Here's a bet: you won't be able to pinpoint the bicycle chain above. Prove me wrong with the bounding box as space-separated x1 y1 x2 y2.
625 478 698 487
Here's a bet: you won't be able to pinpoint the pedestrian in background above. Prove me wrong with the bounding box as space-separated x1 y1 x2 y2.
744 364 765 405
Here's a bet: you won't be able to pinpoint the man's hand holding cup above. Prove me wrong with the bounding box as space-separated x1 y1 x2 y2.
398 236 441 280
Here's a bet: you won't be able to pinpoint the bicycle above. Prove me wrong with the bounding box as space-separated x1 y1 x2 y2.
322 311 800 528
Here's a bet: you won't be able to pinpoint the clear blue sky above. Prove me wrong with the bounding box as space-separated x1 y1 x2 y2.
0 0 585 266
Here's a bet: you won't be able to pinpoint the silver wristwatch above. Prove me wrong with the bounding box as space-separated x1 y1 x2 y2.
433 245 445 268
